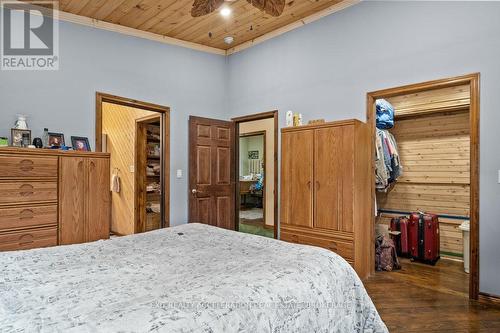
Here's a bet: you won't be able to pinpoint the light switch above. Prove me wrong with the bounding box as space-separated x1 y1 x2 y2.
129 165 134 173
176 169 183 179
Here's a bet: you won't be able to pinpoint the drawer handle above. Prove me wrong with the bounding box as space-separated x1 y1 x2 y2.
19 209 34 219
19 184 34 196
19 159 34 172
18 234 34 246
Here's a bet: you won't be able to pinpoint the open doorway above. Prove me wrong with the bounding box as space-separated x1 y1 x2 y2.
233 111 278 239
95 93 170 235
367 74 480 300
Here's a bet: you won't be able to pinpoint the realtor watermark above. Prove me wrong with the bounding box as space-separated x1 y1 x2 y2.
0 0 59 70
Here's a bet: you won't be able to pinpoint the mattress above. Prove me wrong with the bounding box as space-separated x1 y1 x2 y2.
0 223 387 332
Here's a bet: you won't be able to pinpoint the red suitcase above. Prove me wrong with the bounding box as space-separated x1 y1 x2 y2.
390 217 410 257
408 213 440 265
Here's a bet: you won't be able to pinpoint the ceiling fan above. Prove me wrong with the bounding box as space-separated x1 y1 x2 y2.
191 0 286 18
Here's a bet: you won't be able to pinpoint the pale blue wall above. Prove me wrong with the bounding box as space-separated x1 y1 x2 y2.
227 1 500 295
0 19 228 226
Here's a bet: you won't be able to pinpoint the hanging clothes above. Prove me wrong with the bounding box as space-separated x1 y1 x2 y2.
375 128 402 191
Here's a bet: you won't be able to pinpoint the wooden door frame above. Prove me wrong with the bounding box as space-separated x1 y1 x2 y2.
366 73 480 300
95 92 171 230
239 131 267 226
232 110 279 239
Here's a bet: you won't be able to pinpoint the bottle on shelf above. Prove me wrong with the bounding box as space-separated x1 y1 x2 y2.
42 128 49 147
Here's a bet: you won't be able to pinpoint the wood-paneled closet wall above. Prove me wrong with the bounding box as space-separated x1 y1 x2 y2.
376 84 471 260
280 119 371 279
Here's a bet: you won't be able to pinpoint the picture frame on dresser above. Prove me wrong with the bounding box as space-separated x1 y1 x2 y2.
48 132 65 147
71 136 91 152
11 129 31 147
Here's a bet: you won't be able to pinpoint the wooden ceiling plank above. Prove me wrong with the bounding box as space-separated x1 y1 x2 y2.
63 0 92 14
118 0 178 29
103 0 145 23
140 0 193 33
169 1 251 40
190 2 280 44
78 0 109 17
89 0 128 20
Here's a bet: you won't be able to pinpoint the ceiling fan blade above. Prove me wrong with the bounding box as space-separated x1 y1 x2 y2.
191 0 225 17
247 0 285 17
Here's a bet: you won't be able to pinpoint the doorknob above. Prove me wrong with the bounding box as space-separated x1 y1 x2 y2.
191 189 197 194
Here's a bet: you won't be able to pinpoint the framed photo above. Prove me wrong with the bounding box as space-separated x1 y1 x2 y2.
11 129 31 147
48 132 65 147
248 150 259 159
71 136 91 152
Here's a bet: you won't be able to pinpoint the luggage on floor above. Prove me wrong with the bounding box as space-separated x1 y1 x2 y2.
408 212 440 265
375 99 395 129
375 235 401 271
390 216 410 257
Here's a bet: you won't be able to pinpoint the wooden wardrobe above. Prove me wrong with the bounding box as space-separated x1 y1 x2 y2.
280 119 371 279
0 148 110 251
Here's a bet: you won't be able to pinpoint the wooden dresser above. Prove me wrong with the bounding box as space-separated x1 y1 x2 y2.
280 119 372 279
0 148 111 251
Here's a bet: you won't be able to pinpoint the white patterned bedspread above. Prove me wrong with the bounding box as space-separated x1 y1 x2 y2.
0 223 387 332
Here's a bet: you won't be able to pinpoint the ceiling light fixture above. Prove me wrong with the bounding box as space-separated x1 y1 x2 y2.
224 36 234 45
220 7 231 17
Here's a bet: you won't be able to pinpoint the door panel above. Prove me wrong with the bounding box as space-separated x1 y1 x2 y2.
217 196 231 229
189 116 235 230
59 157 86 245
86 158 111 242
281 130 314 228
196 146 212 185
216 147 231 185
340 126 354 232
314 126 343 231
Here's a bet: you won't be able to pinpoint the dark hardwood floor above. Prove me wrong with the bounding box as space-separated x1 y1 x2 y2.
364 258 500 332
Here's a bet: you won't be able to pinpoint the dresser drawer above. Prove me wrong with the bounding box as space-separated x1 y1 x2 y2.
0 182 58 205
281 231 354 261
0 155 57 179
0 227 57 251
0 205 57 231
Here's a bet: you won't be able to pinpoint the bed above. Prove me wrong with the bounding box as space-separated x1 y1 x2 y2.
0 223 387 332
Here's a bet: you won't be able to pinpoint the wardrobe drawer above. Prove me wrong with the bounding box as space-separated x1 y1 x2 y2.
0 155 57 179
0 182 58 205
0 227 57 251
0 205 57 231
281 231 354 261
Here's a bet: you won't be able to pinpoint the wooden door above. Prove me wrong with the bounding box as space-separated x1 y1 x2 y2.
189 116 235 230
314 125 354 232
86 158 110 242
59 157 86 244
280 130 314 228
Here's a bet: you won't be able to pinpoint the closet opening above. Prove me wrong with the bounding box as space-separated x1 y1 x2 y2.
95 93 170 235
367 73 480 300
232 111 278 239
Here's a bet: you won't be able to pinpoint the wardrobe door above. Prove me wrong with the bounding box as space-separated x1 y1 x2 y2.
314 126 343 231
59 157 86 245
281 130 314 228
340 125 354 233
86 158 110 242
